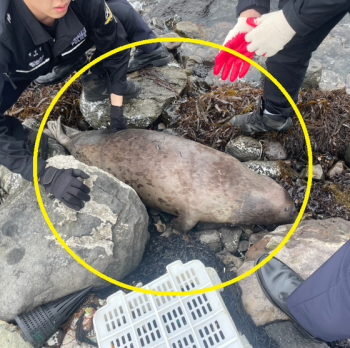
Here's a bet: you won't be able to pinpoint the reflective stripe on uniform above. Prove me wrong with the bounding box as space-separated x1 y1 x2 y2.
16 58 50 73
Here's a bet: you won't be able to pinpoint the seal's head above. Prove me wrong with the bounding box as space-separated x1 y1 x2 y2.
267 189 297 224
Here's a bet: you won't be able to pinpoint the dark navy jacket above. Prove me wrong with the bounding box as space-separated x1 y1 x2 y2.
237 0 350 36
0 0 130 182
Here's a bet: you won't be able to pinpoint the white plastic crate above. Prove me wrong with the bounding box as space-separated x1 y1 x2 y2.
94 260 250 348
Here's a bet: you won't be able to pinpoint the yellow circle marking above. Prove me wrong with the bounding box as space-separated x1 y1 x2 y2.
33 38 313 296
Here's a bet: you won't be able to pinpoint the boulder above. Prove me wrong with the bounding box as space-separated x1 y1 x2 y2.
0 155 149 321
80 61 188 129
237 218 349 326
0 320 33 348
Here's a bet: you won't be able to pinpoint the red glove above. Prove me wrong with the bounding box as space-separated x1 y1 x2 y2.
213 17 259 82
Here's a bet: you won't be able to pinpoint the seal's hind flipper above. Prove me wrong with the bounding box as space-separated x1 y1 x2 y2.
172 214 198 234
46 116 71 147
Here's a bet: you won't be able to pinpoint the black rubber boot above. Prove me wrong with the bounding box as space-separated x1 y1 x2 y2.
254 254 326 343
34 54 89 86
23 126 48 159
81 73 141 102
127 43 171 73
228 96 293 133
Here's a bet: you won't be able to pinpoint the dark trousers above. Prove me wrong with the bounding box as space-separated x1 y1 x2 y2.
0 0 157 114
106 0 158 53
264 4 350 117
286 240 350 342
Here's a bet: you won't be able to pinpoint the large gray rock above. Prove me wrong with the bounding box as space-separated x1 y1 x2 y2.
0 155 149 321
80 62 188 129
0 320 33 348
237 218 349 326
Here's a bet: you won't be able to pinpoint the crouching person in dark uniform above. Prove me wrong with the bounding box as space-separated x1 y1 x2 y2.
0 0 170 211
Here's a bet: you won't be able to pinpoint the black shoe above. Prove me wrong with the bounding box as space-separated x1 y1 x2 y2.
34 54 89 86
127 43 171 73
254 254 326 343
81 73 142 102
227 97 293 133
23 126 48 159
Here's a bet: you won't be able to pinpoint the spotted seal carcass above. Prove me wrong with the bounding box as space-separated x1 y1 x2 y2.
45 118 296 233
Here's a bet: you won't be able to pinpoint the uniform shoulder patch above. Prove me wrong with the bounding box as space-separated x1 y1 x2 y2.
104 2 113 25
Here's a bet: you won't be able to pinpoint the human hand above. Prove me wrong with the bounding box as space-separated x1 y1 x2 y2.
213 17 258 82
245 10 296 57
39 166 90 211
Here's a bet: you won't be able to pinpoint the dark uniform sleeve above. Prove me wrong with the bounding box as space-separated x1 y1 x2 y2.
283 0 350 36
0 45 47 183
82 0 130 96
236 0 270 17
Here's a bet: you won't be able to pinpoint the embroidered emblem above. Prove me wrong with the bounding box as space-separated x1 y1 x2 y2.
29 55 44 68
7 14 11 24
104 2 113 25
28 46 43 59
71 28 87 46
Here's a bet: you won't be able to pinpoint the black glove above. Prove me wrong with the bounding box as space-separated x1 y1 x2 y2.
109 105 128 133
39 166 91 211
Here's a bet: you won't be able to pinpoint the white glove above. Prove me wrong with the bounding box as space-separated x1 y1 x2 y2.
223 17 255 45
245 10 296 57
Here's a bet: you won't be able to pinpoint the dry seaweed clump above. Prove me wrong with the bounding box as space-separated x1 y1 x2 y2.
276 171 350 220
172 84 350 163
260 89 350 161
4 74 84 129
172 83 262 151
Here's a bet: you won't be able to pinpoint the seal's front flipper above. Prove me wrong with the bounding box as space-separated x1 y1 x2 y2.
172 214 198 234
